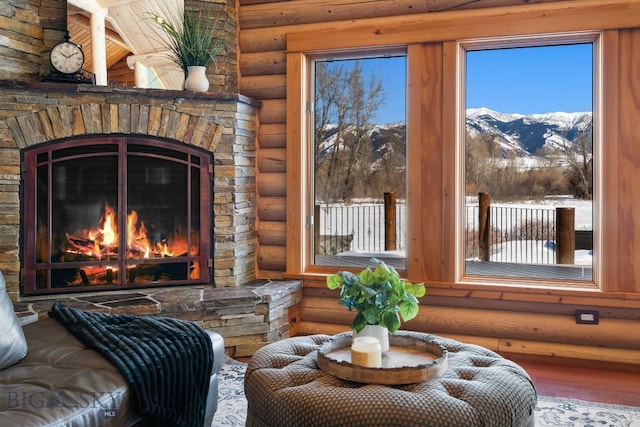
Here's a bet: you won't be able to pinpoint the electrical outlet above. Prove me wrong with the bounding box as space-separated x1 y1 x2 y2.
575 310 599 325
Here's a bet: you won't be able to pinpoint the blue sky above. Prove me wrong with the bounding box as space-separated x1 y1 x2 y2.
352 43 592 123
320 43 592 123
465 43 593 115
359 56 407 124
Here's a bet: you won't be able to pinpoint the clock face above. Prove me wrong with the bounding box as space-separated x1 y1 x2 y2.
50 41 84 74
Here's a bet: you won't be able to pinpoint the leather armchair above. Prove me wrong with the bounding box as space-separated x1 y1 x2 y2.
0 273 224 427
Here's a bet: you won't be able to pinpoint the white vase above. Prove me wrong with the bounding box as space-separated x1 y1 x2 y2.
353 324 389 352
184 65 209 92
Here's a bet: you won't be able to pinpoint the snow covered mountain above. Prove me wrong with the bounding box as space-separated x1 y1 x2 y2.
319 108 592 161
465 107 592 157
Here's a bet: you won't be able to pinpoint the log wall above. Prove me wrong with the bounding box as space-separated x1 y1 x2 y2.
239 0 640 363
239 0 573 275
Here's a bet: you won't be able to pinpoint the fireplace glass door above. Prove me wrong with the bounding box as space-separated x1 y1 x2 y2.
22 136 211 294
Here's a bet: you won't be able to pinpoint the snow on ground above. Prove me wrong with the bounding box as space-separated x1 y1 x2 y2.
501 196 593 230
488 239 592 266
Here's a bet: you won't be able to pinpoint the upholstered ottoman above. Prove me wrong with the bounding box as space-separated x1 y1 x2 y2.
244 332 537 427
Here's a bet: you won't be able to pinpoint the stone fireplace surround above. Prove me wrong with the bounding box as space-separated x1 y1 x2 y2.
0 80 301 356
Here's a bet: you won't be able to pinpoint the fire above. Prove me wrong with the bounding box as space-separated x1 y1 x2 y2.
127 209 174 258
65 204 177 260
83 204 117 259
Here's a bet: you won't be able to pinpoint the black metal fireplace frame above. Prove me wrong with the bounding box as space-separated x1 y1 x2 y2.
21 135 213 295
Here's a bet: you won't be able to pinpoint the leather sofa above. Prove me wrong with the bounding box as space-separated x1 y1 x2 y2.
0 272 225 427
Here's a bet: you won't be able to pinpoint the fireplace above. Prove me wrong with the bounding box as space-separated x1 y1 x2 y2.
21 136 212 295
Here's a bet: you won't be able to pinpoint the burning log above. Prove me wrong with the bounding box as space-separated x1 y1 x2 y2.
51 266 118 287
128 262 191 283
65 233 174 259
65 233 118 258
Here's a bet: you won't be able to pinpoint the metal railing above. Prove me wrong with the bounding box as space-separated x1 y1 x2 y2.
316 202 406 254
465 204 557 263
316 202 587 264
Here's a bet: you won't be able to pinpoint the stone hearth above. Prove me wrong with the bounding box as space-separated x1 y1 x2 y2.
13 280 302 357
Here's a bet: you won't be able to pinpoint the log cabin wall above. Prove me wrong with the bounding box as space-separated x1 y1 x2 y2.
238 0 640 363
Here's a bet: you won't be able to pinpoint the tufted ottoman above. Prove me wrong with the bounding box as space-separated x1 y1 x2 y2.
244 332 537 427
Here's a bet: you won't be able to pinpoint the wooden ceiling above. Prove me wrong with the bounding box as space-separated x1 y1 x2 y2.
67 0 183 89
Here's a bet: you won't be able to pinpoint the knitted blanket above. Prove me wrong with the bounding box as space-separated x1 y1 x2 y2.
49 302 214 427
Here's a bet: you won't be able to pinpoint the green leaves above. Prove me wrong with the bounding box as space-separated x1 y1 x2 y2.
352 312 368 333
146 5 225 69
326 273 344 290
326 259 426 334
373 259 391 283
405 281 426 298
380 310 401 333
399 296 419 322
358 266 376 286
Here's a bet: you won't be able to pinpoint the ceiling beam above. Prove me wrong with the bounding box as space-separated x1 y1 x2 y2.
67 13 128 49
68 0 104 15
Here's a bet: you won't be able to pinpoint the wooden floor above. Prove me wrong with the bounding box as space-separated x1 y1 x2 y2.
236 353 640 407
502 353 640 407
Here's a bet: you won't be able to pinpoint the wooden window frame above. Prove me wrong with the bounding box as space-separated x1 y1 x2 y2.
286 0 636 296
455 32 602 289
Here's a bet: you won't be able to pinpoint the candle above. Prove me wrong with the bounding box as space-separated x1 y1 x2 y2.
351 336 382 368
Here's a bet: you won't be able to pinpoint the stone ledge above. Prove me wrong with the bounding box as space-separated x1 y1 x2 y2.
13 280 303 357
0 79 260 107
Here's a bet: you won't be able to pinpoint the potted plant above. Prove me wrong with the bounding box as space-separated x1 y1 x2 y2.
326 258 426 351
147 4 224 92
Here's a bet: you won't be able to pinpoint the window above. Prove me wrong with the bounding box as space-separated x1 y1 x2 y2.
460 34 599 285
311 54 407 270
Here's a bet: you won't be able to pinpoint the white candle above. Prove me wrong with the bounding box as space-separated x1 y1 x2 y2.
351 336 382 368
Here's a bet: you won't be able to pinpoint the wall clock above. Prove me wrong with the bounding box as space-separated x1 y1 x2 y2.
50 40 85 75
44 34 94 84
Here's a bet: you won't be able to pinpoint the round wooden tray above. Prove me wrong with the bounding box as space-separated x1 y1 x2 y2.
316 331 448 384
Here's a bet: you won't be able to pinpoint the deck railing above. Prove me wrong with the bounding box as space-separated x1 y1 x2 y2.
465 204 557 263
317 200 589 264
316 202 406 254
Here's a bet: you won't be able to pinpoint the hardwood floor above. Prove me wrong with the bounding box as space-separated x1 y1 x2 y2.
502 353 640 407
236 353 640 407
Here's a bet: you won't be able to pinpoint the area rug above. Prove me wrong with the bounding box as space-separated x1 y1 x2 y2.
213 358 640 427
212 358 248 427
535 397 640 427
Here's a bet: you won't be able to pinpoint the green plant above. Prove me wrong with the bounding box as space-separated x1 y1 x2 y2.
326 259 426 333
147 5 224 69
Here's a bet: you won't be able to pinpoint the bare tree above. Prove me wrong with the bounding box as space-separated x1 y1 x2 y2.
367 127 406 198
314 61 385 202
541 128 593 199
563 128 593 199
465 132 502 195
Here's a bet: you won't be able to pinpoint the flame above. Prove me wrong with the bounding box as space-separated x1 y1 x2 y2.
127 209 149 257
66 204 180 260
86 204 117 260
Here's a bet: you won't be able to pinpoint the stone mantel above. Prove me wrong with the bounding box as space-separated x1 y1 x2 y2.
0 80 260 106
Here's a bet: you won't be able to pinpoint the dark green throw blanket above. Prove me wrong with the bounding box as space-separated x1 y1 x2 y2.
49 302 213 427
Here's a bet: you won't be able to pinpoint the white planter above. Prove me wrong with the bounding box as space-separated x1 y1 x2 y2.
184 65 209 92
353 324 389 352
